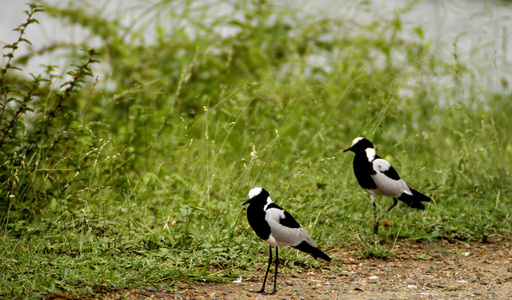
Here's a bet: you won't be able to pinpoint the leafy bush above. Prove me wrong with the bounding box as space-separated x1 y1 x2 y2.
0 5 109 223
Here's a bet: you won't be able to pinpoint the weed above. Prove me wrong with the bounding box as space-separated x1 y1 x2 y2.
357 243 397 260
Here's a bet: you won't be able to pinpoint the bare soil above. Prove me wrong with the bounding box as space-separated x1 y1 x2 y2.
49 239 512 300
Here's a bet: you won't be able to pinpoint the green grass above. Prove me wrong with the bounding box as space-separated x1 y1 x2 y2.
1 0 512 298
357 243 397 260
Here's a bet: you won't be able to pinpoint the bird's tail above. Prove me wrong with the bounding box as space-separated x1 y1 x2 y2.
398 188 431 210
293 241 331 262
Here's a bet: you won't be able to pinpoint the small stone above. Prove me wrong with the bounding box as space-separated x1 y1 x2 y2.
407 285 418 289
369 276 379 283
326 275 337 279
339 271 350 276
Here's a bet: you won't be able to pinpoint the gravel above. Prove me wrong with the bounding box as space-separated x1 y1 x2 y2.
74 239 512 300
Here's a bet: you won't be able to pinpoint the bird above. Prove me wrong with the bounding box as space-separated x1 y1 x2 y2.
343 137 431 243
242 187 331 294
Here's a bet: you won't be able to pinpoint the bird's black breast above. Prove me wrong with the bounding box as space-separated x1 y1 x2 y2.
246 203 271 240
353 153 377 190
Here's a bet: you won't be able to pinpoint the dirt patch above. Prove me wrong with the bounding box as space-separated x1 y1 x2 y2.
57 239 512 300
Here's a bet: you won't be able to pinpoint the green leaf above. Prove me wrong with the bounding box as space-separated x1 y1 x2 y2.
19 38 32 45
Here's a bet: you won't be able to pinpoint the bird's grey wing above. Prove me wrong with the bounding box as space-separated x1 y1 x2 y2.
265 207 317 247
371 158 412 197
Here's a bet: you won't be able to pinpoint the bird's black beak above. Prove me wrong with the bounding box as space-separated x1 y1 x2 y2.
343 147 351 152
242 199 251 206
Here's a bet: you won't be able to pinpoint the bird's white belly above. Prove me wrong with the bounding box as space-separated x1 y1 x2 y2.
264 234 291 247
264 235 279 246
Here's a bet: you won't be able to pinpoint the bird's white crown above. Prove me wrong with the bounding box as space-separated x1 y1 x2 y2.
248 187 263 199
351 137 364 147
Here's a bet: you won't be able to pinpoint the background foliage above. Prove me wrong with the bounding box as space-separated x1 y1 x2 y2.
1 1 511 298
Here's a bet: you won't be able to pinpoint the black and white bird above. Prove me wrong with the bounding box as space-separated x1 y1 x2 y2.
242 187 331 294
344 137 431 242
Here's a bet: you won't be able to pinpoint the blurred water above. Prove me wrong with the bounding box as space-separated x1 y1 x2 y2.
1 0 511 92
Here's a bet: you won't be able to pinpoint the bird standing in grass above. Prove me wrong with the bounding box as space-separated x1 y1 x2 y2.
242 187 331 294
344 137 431 244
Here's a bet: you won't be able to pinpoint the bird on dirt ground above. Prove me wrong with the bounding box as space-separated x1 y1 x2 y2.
343 137 431 244
242 187 331 294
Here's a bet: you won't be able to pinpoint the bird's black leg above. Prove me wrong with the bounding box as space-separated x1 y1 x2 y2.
372 195 378 244
373 198 398 244
270 246 278 294
252 245 272 294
